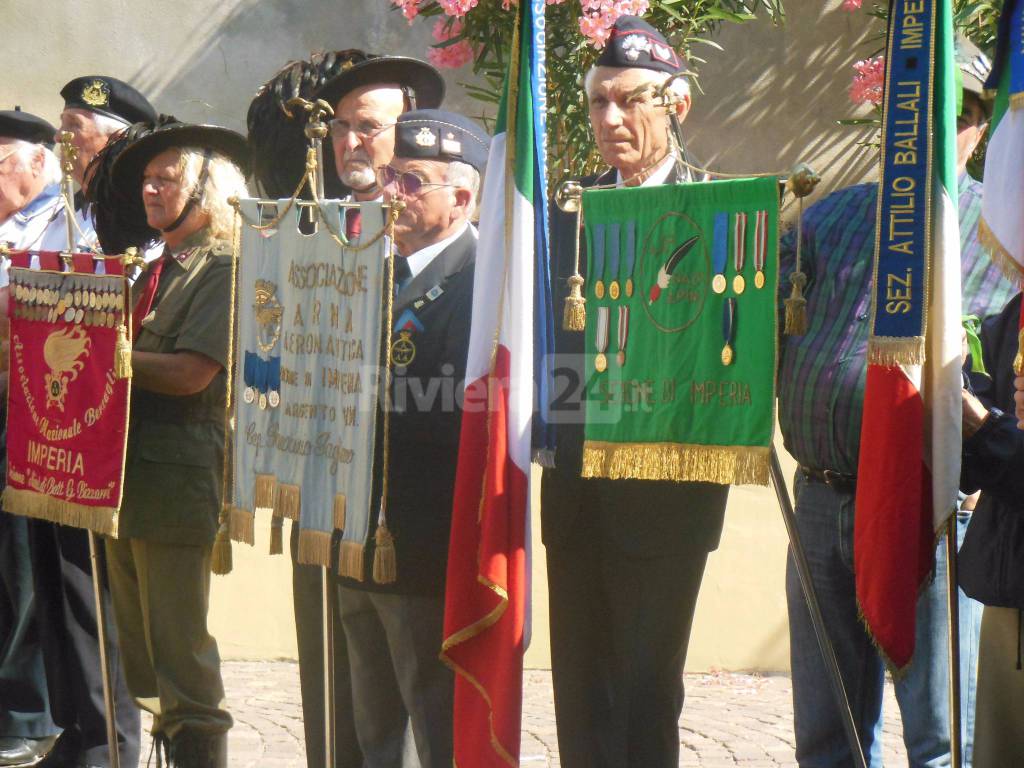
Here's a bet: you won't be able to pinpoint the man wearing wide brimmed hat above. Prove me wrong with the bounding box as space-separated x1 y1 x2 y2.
102 120 249 768
543 15 723 768
335 107 487 768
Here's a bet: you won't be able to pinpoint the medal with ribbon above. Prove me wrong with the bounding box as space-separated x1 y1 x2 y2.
732 212 748 294
721 297 737 366
608 222 622 300
593 222 607 300
595 305 610 372
712 211 728 294
754 210 768 289
616 305 629 366
624 220 637 298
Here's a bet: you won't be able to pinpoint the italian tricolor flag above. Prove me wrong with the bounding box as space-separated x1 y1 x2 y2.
441 2 541 764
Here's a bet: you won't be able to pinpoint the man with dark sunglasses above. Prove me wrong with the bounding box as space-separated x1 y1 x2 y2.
335 108 488 768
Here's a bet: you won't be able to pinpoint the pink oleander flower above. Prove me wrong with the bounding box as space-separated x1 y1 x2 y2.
842 0 863 10
428 19 475 69
438 0 478 17
849 56 884 106
391 0 421 22
577 0 651 48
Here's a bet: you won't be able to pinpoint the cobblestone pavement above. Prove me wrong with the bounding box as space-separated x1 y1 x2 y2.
137 661 908 767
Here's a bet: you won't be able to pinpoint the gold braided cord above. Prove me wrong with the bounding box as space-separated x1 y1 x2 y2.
228 160 311 232
375 203 401 533
58 189 100 250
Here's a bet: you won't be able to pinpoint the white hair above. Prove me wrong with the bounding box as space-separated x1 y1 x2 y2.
177 148 249 242
583 66 691 101
444 160 481 218
13 141 62 186
90 112 130 138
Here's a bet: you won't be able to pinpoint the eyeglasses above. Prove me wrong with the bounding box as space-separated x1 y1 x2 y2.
378 165 454 196
329 119 388 142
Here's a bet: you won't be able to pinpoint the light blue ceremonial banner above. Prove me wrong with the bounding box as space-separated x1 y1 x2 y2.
232 199 386 569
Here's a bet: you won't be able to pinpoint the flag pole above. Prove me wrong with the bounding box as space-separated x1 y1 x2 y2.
769 448 867 768
58 130 121 768
945 524 963 767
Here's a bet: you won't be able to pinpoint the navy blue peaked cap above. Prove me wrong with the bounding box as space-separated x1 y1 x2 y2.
61 76 157 125
394 109 489 171
594 16 684 74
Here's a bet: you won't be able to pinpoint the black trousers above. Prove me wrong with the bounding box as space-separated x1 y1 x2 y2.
291 525 362 768
542 471 716 768
28 522 140 767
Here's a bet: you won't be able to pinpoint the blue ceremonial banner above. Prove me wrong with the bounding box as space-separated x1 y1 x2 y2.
983 0 1024 103
870 0 936 364
231 200 386 569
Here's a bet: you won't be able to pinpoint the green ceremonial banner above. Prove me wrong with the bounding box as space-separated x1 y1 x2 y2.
581 178 779 485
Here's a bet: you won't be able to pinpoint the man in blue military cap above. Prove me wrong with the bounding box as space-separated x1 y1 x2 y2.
545 15 722 768
336 108 487 768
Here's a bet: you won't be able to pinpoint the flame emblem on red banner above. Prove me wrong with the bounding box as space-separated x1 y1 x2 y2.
43 327 92 412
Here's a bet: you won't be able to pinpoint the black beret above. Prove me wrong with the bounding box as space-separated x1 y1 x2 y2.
314 56 445 112
394 109 489 171
60 76 157 126
594 16 684 75
111 120 249 197
0 108 56 146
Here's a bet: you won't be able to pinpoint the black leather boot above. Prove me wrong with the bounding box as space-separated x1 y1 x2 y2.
167 731 227 768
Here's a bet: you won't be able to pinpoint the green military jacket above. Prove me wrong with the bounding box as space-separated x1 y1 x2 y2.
119 239 233 546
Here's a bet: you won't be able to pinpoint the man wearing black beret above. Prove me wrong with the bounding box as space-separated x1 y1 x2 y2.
0 107 63 768
18 76 159 768
544 15 724 768
335 108 487 768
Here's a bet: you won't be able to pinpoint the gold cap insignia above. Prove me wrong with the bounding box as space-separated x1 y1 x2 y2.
81 79 110 108
414 127 437 148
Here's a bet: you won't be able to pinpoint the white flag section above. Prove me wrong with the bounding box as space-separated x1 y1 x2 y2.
230 200 386 569
980 106 1024 282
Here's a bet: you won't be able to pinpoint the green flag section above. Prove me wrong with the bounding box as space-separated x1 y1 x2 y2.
581 178 779 486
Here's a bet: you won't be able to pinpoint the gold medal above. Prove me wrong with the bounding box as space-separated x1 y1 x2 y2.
625 277 634 297
609 281 620 301
74 308 84 324
48 307 57 323
89 291 97 309
594 280 605 300
754 270 766 290
74 290 82 307
106 313 115 328
268 390 280 408
733 274 746 295
712 274 727 294
721 342 734 366
64 308 75 323
63 291 73 308
595 352 607 372
56 299 67 315
243 387 256 404
258 393 268 410
391 331 417 367
616 350 625 367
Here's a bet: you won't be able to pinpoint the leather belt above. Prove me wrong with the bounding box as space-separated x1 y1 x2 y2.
799 465 857 494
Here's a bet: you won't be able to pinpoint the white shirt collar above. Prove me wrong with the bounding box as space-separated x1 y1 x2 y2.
616 155 675 188
402 221 472 281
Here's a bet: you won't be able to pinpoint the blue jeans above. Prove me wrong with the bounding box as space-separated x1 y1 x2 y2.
786 473 982 767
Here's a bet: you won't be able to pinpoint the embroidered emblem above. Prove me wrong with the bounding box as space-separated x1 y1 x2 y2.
81 79 110 108
621 34 652 62
651 42 676 66
43 326 92 412
414 127 437 148
391 331 416 367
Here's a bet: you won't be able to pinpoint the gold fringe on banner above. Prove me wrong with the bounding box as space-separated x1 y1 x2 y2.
866 336 926 366
269 516 284 555
372 524 398 584
2 487 118 536
1011 92 1024 110
253 474 277 512
333 494 347 531
581 441 770 486
977 217 1024 286
210 514 233 575
228 506 255 546
338 540 365 580
297 528 331 567
277 484 301 521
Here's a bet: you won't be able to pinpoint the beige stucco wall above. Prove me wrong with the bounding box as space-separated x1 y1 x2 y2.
5 0 881 671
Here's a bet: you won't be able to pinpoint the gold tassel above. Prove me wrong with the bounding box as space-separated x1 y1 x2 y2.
372 523 397 584
784 271 808 336
1014 328 1023 377
269 516 284 555
563 274 586 331
333 494 347 531
114 324 132 379
210 511 233 575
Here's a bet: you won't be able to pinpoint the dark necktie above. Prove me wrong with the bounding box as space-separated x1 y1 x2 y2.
393 257 411 292
345 208 362 241
131 252 169 340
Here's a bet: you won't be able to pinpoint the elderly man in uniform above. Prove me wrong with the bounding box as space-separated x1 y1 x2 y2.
778 37 1014 767
545 16 726 768
335 108 487 768
0 108 62 768
277 55 445 768
102 121 249 768
23 76 158 768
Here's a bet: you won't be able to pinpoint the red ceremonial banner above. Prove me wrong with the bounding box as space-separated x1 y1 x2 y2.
3 253 131 535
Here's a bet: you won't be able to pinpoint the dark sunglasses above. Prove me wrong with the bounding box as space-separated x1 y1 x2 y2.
378 165 454 196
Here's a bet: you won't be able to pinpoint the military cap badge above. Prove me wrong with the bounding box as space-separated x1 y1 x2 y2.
81 79 110 108
621 34 652 62
414 127 437 148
